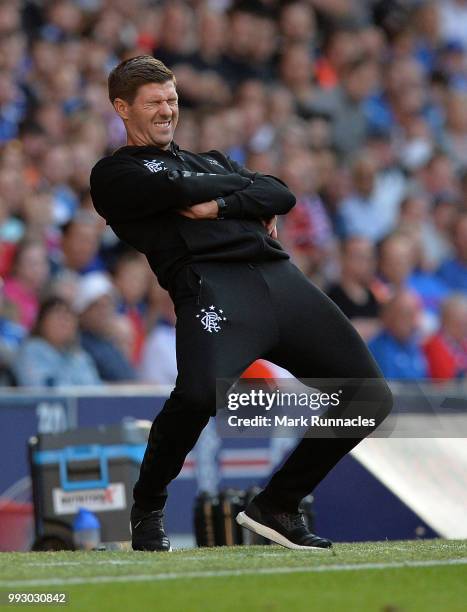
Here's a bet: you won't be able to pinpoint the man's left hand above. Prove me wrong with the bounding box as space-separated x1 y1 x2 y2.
179 204 278 238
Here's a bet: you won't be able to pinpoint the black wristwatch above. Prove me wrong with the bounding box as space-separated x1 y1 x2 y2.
216 197 227 219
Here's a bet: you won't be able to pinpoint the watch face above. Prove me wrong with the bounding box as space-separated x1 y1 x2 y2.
216 198 226 219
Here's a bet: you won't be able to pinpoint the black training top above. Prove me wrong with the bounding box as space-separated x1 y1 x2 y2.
90 141 295 289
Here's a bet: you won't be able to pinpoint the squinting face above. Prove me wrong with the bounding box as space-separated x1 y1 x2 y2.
118 81 179 149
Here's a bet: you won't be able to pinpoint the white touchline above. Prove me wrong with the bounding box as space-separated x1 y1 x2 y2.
0 558 466 587
21 554 264 567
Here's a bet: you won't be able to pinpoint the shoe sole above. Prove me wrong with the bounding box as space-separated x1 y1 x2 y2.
129 521 172 552
132 545 173 552
236 511 331 551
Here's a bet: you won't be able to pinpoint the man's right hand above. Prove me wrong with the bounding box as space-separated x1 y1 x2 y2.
178 200 219 219
262 215 278 239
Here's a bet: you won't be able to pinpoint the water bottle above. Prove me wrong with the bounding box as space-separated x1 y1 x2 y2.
72 507 101 550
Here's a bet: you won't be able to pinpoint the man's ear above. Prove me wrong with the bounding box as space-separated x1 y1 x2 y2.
113 98 130 121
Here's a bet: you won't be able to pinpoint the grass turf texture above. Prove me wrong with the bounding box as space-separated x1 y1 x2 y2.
0 540 465 612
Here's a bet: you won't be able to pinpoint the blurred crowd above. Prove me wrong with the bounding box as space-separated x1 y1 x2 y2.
0 0 466 387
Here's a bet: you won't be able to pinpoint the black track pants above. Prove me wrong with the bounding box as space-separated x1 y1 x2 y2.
133 259 392 513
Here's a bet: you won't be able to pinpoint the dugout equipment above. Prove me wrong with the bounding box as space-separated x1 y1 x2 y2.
29 419 150 550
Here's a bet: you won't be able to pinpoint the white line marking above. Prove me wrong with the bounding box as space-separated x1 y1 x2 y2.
1 558 466 587
24 561 148 567
22 556 240 567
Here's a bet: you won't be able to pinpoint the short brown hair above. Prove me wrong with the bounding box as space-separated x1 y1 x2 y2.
108 55 175 105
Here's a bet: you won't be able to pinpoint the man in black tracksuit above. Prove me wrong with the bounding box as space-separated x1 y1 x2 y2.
90 56 392 551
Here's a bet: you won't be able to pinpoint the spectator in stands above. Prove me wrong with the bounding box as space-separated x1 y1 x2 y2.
14 296 100 387
338 154 398 242
224 2 269 86
437 212 467 291
312 147 344 222
0 69 27 143
189 8 229 77
279 1 316 48
366 57 428 137
0 276 24 385
416 151 459 200
267 85 295 135
439 0 467 48
158 6 231 108
375 233 415 299
0 167 27 244
459 167 467 204
139 286 177 386
279 42 316 114
424 294 467 379
311 55 378 158
69 142 101 199
411 1 441 74
3 238 50 330
112 250 149 366
246 9 277 82
376 230 450 332
0 193 23 246
369 291 428 380
437 39 467 91
40 145 79 225
58 211 104 275
152 2 194 69
397 194 429 232
280 150 335 279
44 268 79 306
327 237 380 341
365 129 407 219
405 230 450 327
74 272 136 383
442 91 467 170
21 190 61 259
315 26 362 90
109 313 137 365
421 192 458 269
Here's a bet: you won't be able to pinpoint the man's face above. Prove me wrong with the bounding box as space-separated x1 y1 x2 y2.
116 81 179 149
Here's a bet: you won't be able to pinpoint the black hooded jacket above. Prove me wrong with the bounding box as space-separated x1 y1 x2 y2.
90 142 296 289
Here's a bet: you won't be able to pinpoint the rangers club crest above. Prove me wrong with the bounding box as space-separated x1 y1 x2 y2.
205 157 224 169
196 305 227 333
143 159 166 173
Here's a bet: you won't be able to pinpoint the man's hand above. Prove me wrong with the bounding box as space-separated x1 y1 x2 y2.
178 200 218 219
262 215 278 239
178 203 279 238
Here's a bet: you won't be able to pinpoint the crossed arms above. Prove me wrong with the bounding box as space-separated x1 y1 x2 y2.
90 153 296 226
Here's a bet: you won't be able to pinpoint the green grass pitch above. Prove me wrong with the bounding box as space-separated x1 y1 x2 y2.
0 540 466 611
